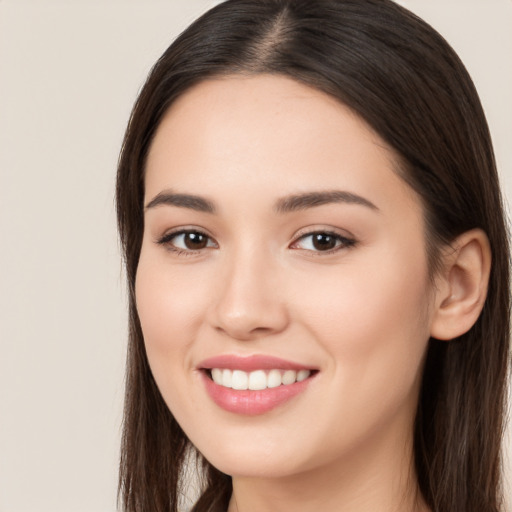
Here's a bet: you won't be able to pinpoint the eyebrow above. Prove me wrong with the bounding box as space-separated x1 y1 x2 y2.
145 191 216 213
145 189 378 215
274 190 378 213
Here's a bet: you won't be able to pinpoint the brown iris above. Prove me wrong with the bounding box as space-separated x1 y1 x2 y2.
183 232 209 250
311 233 337 251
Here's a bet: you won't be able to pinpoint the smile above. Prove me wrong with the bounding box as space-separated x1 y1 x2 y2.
210 368 311 390
199 355 317 415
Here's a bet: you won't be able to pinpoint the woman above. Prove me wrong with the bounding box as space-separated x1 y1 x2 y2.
116 1 510 511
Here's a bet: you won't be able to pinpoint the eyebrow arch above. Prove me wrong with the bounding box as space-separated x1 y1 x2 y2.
145 190 216 214
274 190 378 213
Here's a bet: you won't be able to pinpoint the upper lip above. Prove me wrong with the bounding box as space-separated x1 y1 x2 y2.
198 354 316 372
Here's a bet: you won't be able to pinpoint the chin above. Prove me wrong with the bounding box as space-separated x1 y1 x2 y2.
203 451 307 479
189 426 331 480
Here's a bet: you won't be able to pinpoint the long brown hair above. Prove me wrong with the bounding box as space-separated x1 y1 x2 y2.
116 1 510 511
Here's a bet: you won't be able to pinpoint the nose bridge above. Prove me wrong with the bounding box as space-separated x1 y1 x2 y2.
211 241 288 340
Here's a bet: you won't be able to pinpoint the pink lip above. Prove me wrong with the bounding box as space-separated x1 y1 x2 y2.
198 354 313 372
198 355 317 415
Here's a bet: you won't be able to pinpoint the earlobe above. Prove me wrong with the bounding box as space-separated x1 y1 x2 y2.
430 229 491 341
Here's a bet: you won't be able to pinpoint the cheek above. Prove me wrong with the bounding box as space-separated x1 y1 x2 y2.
283 258 432 460
291 249 432 398
134 254 214 428
134 251 206 378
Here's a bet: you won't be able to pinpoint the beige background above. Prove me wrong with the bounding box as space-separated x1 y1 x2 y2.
0 1 511 511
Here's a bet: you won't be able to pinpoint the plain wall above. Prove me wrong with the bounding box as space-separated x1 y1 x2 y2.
1 1 511 511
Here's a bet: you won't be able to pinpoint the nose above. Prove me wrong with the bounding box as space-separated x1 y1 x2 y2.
209 248 289 341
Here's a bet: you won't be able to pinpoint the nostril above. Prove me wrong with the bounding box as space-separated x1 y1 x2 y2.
213 321 287 342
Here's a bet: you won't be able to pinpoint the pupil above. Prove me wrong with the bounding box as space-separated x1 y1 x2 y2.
313 233 336 251
185 232 207 250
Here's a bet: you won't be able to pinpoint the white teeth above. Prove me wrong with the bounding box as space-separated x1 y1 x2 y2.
248 370 267 391
211 368 223 385
282 370 297 385
297 369 310 382
232 370 249 390
222 369 232 388
267 369 282 388
210 368 312 389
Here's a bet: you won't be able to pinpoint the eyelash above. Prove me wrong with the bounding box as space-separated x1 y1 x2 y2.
156 229 218 257
156 229 356 256
291 230 356 254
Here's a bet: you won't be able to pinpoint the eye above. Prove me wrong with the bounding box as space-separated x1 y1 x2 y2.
291 231 356 253
157 229 218 253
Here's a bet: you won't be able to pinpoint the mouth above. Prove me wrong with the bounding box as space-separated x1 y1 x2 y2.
198 355 318 415
206 368 313 390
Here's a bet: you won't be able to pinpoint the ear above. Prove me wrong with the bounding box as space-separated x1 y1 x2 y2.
430 229 491 341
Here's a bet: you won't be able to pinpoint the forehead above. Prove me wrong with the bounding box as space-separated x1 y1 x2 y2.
144 74 419 216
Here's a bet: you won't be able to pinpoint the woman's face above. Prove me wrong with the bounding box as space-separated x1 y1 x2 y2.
136 75 437 479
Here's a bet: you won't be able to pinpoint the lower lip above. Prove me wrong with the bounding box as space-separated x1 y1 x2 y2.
201 372 314 415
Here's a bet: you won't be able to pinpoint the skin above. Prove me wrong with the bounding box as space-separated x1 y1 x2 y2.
136 75 441 511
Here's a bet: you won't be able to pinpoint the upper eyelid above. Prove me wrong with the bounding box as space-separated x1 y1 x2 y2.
156 226 215 242
292 225 355 241
291 231 355 245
